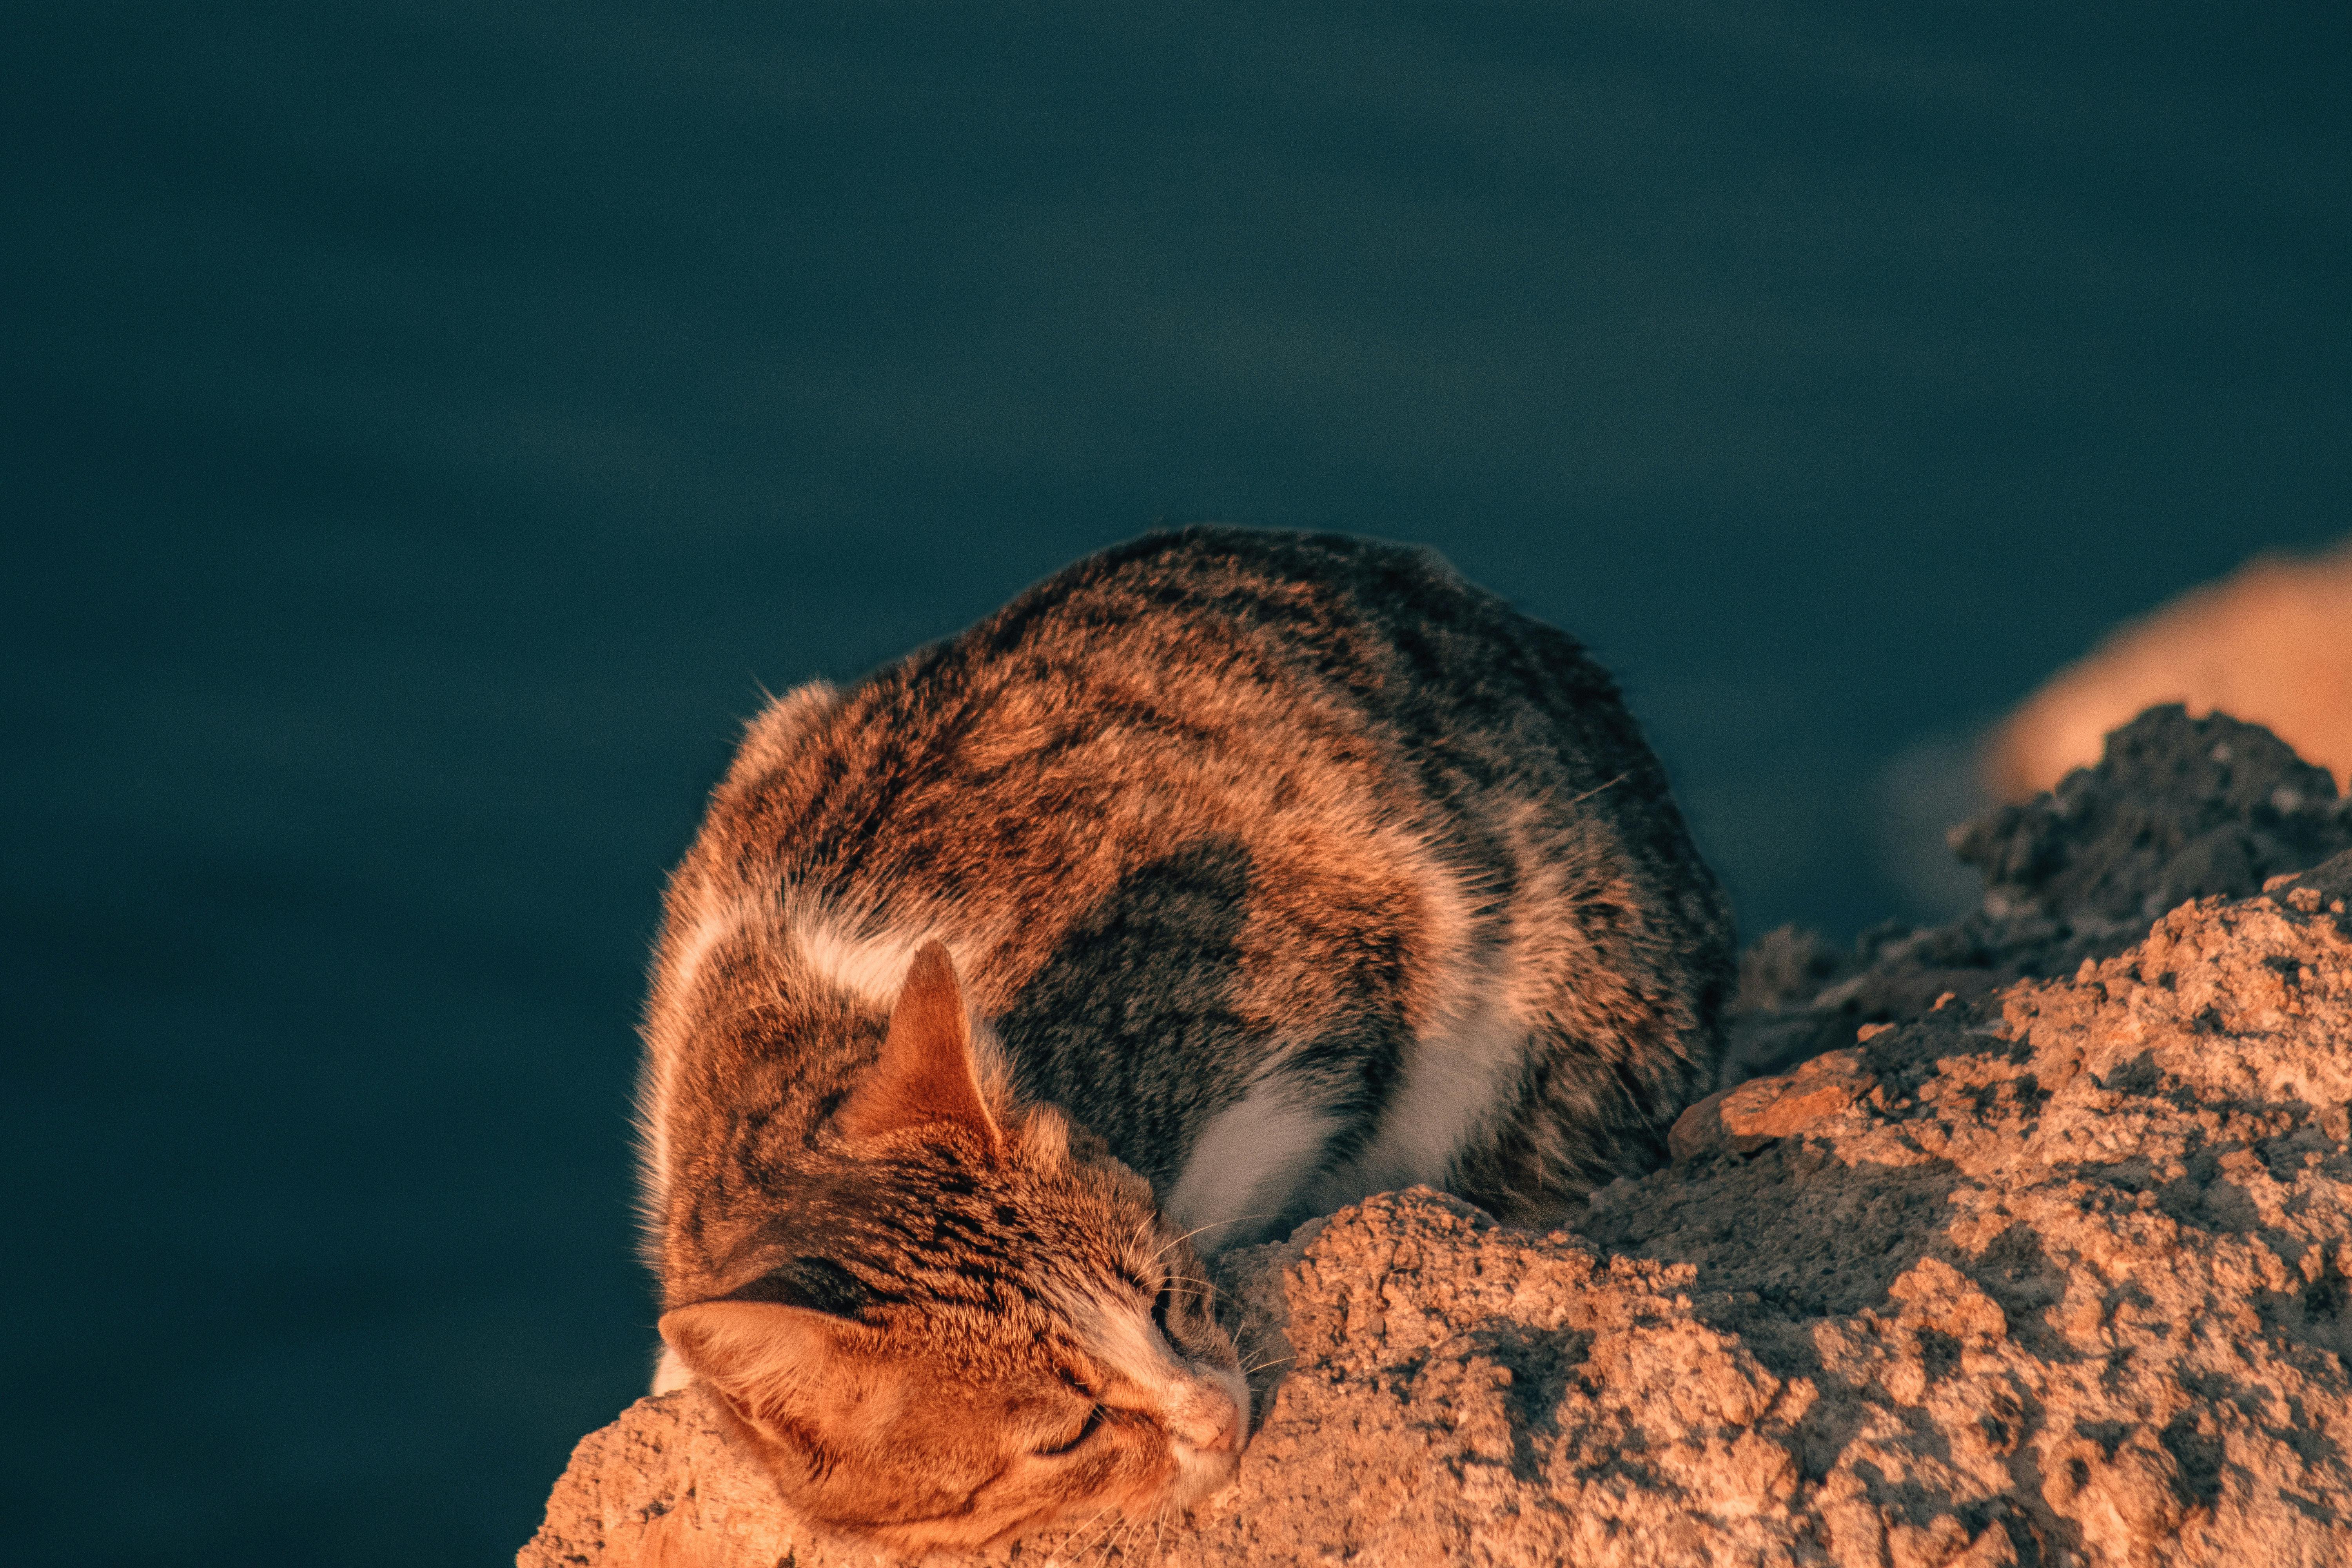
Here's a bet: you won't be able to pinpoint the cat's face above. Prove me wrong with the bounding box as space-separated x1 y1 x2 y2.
664 1117 1247 1553
660 943 1249 1553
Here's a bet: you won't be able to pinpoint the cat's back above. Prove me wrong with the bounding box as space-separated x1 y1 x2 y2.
650 527 1731 1236
691 525 1686 913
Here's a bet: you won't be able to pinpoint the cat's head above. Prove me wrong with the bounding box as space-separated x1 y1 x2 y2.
660 942 1249 1554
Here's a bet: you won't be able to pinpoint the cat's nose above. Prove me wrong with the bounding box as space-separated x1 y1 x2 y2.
1183 1390 1242 1454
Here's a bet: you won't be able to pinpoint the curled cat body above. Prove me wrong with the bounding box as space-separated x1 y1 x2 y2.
639 526 1734 1554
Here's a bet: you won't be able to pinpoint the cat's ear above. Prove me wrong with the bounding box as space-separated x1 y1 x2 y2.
658 1299 846 1442
836 940 1003 1159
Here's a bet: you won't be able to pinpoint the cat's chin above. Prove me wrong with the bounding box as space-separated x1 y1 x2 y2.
871 1401 1250 1558
1150 1361 1251 1517
988 1466 1243 1557
1165 1439 1244 1511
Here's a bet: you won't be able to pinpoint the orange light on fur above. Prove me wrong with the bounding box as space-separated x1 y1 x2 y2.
836 941 1005 1160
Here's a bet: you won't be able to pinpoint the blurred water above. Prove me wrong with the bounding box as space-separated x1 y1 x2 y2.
4 3 2346 1562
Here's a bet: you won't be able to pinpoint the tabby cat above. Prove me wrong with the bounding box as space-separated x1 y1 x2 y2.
639 527 1733 1552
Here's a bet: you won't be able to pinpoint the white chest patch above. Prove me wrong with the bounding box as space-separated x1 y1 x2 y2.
1162 1070 1341 1251
1300 969 1528 1218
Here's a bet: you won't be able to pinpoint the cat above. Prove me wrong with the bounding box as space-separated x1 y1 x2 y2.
637 526 1735 1553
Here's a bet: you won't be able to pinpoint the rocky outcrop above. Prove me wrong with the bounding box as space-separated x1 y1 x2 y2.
1723 706 2352 1087
523 714 2352 1567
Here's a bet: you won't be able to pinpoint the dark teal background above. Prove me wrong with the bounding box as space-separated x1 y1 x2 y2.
5 3 2346 1562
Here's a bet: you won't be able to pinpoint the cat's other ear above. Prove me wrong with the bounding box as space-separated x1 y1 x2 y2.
658 1300 845 1442
836 940 1003 1159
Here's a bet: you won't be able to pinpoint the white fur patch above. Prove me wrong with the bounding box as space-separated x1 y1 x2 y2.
1272 821 1528 1220
791 911 930 1008
789 907 1013 1086
1163 1072 1341 1251
650 1344 694 1396
666 897 747 996
1053 1281 1247 1437
1070 1285 1175 1385
1206 1361 1251 1437
635 893 765 1218
1303 960 1527 1214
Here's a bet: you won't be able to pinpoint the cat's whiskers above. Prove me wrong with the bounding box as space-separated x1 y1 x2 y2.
1150 1213 1276 1263
1151 1499 1187 1566
1158 1273 1220 1306
1078 1504 1138 1565
1042 1504 1117 1568
1554 768 1632 811
1173 1286 1222 1320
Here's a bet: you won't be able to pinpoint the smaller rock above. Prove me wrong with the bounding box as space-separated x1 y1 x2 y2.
1670 1049 1873 1161
1952 705 2350 922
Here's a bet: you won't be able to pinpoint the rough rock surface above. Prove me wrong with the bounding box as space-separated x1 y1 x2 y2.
1724 707 2352 1087
523 714 2352 1568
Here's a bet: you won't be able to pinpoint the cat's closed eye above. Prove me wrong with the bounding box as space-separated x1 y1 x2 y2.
1030 1366 1107 1457
1031 1401 1103 1456
1149 1277 1176 1339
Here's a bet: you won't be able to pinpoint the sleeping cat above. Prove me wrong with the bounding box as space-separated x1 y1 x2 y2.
639 526 1734 1553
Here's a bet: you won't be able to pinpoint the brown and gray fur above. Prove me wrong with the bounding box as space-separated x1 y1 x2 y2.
639 527 1735 1553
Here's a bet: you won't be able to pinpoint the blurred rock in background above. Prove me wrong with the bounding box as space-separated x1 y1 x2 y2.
1994 536 2352 798
1875 537 2352 926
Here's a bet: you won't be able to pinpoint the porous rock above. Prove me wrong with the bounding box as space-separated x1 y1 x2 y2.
524 714 2352 1568
525 858 2352 1568
1724 707 2352 1086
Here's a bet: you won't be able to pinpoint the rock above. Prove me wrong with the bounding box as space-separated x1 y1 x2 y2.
1670 1049 1875 1161
521 1382 826 1568
1722 706 2352 1089
1953 706 2351 924
522 711 2352 1568
524 858 2352 1567
1578 864 2352 1568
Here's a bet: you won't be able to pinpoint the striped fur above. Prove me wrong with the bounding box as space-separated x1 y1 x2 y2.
637 527 1733 1551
